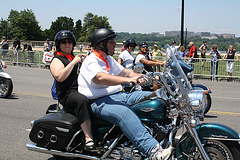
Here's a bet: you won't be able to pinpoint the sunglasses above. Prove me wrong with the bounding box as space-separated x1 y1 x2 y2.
141 46 148 48
129 45 136 48
61 40 73 44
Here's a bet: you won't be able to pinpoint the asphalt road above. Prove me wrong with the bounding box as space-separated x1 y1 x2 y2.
0 65 239 160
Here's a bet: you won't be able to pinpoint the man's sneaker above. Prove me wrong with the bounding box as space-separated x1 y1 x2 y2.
149 144 173 160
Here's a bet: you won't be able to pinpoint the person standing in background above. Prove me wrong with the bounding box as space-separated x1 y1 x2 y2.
11 38 21 65
222 45 239 81
199 40 208 67
178 46 186 59
209 45 221 79
1 36 9 60
43 38 52 52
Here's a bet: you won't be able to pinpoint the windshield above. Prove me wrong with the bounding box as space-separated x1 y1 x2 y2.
165 44 192 106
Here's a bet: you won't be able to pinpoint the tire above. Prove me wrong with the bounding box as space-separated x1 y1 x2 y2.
204 94 212 114
188 140 239 160
0 78 13 98
53 155 83 160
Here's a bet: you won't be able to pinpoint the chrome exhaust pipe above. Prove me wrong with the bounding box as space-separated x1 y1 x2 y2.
26 142 100 160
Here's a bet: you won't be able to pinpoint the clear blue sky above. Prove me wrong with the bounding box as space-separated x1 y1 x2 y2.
1 0 240 37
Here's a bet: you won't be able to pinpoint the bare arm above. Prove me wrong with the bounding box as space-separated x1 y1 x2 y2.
93 69 142 86
140 58 162 66
50 54 82 82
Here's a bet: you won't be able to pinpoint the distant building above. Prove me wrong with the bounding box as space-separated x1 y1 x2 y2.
151 32 164 37
200 32 210 37
219 33 235 39
164 31 194 38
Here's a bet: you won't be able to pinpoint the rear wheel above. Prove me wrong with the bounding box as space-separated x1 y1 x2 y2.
188 140 240 160
0 78 13 98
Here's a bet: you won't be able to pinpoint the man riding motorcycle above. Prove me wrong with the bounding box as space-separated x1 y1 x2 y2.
77 28 173 159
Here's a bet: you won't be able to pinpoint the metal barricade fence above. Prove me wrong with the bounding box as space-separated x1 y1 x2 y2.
186 58 240 81
0 49 46 68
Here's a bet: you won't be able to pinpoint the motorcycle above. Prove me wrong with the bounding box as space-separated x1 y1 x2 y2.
0 60 13 98
26 48 240 160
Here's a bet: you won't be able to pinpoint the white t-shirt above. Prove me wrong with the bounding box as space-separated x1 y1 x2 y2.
78 52 124 99
166 45 179 55
118 50 135 69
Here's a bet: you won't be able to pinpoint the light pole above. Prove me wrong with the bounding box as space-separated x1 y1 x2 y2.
181 0 184 46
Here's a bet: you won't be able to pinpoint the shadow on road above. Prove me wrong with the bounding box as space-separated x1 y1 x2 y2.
204 115 218 118
6 93 19 99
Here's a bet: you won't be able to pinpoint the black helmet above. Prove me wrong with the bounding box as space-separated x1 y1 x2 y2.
91 28 117 54
54 30 76 50
125 39 137 48
172 41 176 44
91 28 117 47
139 41 148 47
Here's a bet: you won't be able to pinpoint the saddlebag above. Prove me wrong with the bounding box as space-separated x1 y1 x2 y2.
29 112 81 150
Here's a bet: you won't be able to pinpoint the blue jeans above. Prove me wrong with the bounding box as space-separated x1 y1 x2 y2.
211 61 219 75
90 91 158 156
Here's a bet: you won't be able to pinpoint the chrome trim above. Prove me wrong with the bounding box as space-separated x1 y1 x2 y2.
30 120 35 127
26 142 100 160
56 127 69 133
66 130 82 151
203 137 240 142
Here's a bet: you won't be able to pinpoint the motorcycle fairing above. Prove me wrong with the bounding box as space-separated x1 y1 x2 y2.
175 122 240 159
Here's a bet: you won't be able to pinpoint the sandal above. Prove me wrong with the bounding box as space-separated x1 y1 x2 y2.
85 140 95 150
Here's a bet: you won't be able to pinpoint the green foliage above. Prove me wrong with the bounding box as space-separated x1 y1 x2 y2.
7 9 42 40
78 12 111 42
74 19 82 41
47 16 75 40
116 32 240 51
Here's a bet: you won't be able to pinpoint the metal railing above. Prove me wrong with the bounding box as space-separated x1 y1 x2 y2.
2 49 240 81
0 49 48 68
188 58 240 81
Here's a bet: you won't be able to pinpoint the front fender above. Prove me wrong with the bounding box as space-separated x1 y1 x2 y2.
175 123 240 159
0 72 11 79
192 83 212 94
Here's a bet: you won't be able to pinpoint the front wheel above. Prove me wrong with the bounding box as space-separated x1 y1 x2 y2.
188 140 240 160
204 94 212 114
0 78 13 98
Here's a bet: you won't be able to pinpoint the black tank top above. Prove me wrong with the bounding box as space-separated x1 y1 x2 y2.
54 55 81 100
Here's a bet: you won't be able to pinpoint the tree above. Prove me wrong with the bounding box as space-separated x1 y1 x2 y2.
74 19 82 41
0 18 9 39
48 16 74 40
79 12 112 42
7 9 42 40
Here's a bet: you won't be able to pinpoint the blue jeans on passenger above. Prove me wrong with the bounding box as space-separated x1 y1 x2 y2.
211 61 219 75
90 91 158 156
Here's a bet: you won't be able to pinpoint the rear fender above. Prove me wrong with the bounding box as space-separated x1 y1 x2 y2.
0 72 11 79
175 123 240 159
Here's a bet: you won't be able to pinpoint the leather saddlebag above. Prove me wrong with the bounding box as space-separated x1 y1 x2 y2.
29 112 80 150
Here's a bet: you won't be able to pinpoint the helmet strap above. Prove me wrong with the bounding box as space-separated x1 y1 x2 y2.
96 40 109 55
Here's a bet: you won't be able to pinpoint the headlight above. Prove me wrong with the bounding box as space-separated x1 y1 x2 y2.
188 90 206 118
187 71 194 79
